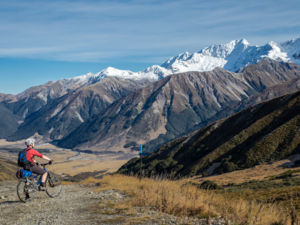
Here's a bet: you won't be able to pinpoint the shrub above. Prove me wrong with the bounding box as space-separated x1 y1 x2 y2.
199 180 220 190
273 170 299 179
293 160 300 167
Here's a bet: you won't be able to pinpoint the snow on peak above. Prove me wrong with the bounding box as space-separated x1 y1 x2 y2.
265 41 288 61
72 72 95 81
98 66 168 80
280 37 300 63
100 67 135 78
58 72 102 90
67 37 300 85
198 39 249 58
240 38 249 45
161 52 192 69
281 37 300 48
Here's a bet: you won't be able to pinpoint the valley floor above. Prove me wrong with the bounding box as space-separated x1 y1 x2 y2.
0 139 134 178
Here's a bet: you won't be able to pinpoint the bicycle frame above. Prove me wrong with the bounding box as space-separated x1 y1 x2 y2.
17 162 62 202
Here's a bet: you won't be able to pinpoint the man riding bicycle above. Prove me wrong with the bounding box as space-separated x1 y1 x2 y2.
22 138 52 190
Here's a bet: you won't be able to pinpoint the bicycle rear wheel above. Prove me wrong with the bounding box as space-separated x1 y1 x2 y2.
45 172 62 198
17 179 35 203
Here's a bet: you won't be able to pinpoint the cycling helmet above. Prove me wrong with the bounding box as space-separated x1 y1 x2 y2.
25 138 35 146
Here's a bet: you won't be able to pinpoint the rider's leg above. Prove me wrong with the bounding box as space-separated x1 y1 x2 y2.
41 172 48 184
30 165 46 186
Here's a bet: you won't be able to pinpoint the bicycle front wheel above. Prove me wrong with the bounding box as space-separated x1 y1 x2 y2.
17 179 35 203
46 172 62 198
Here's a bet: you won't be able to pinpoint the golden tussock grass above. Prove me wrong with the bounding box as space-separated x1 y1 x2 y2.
195 157 299 186
91 174 298 225
50 158 127 176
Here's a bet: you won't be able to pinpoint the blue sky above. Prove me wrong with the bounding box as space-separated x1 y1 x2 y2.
1 0 300 94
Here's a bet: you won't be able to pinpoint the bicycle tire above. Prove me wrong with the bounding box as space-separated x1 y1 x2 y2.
17 179 35 203
45 172 62 198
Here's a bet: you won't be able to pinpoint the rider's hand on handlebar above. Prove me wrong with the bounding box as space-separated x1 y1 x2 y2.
49 160 53 165
35 162 39 166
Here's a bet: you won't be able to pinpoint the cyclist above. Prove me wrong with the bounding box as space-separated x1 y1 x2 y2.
23 138 52 190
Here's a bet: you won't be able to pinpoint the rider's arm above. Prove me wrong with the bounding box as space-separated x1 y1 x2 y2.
31 149 52 162
42 155 51 161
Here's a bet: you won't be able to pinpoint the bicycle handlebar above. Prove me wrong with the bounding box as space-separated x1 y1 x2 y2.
40 161 53 167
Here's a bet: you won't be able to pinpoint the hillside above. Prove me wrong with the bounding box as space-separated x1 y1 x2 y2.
0 103 20 138
0 157 17 181
58 59 300 153
118 91 300 177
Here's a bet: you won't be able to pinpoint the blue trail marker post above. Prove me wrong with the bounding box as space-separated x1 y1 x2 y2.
140 144 143 178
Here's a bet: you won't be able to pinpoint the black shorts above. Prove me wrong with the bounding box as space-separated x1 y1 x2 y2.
30 165 46 175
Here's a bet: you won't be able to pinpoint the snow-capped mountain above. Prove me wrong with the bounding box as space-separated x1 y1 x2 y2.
57 59 300 152
6 37 299 121
66 37 300 84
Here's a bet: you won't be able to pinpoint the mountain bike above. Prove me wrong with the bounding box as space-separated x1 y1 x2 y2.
16 162 62 203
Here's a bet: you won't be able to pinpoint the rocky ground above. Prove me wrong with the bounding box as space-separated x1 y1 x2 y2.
0 181 226 225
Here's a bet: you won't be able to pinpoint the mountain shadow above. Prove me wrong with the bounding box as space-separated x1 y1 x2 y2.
118 91 300 177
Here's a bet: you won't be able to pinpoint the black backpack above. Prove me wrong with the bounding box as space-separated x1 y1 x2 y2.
17 150 30 168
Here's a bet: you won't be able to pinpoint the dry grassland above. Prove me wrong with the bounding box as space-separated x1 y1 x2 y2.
51 157 128 176
0 158 17 181
84 174 297 225
0 139 26 145
195 157 299 185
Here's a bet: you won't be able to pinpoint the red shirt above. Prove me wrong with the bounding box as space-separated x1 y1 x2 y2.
25 147 43 163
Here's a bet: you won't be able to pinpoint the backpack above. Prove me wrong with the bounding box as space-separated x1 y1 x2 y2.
17 149 30 168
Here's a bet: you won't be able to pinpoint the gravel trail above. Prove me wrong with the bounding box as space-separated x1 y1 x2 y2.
0 181 225 225
0 181 106 225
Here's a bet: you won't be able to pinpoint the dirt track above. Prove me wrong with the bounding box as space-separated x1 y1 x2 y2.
0 181 108 225
0 181 221 225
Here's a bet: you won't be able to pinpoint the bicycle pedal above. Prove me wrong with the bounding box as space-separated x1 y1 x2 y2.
39 186 46 191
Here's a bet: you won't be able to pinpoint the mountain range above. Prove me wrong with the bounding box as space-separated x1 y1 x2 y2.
0 38 300 154
56 59 300 152
6 78 151 142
